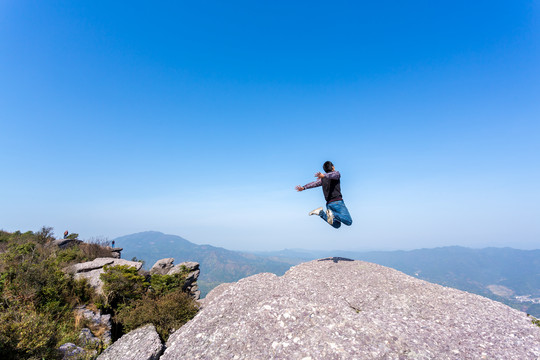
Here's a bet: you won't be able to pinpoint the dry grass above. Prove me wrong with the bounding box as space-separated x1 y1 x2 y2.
73 307 108 336
73 310 92 330
80 242 114 260
86 303 100 313
92 324 109 338
74 311 85 329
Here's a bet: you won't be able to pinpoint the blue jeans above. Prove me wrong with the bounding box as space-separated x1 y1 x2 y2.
319 200 353 229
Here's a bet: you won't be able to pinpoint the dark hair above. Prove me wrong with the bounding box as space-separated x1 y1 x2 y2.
323 161 334 173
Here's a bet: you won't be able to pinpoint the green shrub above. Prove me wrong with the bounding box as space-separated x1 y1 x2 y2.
100 265 149 308
36 226 55 244
100 264 198 340
0 304 61 360
115 289 198 340
66 233 79 240
54 245 86 266
149 271 187 297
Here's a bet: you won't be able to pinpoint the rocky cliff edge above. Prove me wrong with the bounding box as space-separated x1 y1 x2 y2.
160 258 540 359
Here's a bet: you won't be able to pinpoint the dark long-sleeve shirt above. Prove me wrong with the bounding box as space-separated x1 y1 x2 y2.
304 171 343 203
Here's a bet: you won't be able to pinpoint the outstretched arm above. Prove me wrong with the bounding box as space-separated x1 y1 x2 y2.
297 170 333 192
297 178 322 192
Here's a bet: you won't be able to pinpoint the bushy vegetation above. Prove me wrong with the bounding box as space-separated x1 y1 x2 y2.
116 290 198 340
99 264 198 340
0 228 96 359
101 265 149 308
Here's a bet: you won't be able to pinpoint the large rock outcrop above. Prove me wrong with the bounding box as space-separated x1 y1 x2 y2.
97 324 163 360
149 258 201 300
64 258 143 294
150 258 175 275
162 258 540 359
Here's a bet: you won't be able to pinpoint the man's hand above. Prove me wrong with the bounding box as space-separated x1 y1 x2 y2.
315 172 325 179
295 185 305 192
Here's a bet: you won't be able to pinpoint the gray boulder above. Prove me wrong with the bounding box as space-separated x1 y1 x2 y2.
97 324 163 360
148 259 201 299
167 261 201 300
66 258 142 274
50 239 83 249
109 247 122 258
74 306 112 346
78 328 101 349
149 258 175 275
162 258 540 359
66 258 116 274
168 261 199 275
58 342 94 360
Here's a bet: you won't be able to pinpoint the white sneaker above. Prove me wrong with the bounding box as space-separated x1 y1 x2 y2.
309 207 323 216
326 209 334 225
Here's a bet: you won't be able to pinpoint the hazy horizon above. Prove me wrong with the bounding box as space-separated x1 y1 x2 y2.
2 2 539 251
111 230 540 253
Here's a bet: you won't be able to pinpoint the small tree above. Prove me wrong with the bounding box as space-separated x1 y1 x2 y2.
100 265 149 308
66 233 79 240
115 290 198 340
36 226 54 244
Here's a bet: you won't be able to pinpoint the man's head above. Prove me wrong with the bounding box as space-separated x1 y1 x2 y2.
323 161 334 173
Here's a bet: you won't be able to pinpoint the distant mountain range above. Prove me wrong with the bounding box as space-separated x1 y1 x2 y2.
113 232 540 317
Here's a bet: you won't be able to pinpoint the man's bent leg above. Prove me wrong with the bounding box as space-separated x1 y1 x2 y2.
328 201 353 226
319 209 342 228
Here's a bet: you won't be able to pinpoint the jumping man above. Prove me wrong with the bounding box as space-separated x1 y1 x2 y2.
295 161 353 229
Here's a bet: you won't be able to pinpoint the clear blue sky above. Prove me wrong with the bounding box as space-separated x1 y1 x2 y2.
1 1 539 251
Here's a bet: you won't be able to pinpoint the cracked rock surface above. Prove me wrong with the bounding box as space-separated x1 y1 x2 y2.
162 258 540 359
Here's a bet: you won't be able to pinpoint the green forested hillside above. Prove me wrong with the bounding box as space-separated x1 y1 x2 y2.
114 231 292 296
